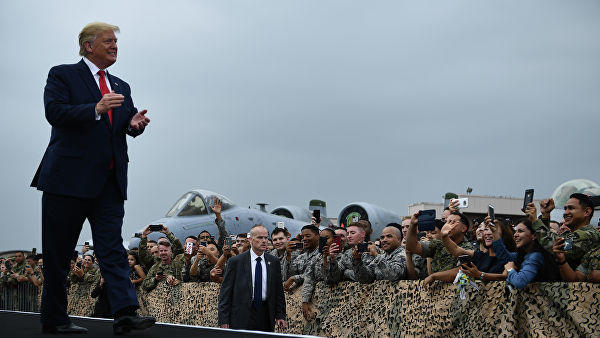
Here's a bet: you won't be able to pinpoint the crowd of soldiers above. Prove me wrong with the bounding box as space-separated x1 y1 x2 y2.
2 193 600 321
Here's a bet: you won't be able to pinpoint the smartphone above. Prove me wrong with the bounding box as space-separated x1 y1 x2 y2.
134 233 142 238
276 221 285 229
563 238 573 251
318 236 328 253
357 242 369 253
185 242 194 254
76 261 82 268
225 236 234 246
417 209 436 232
488 205 495 222
199 241 208 247
31 248 37 256
458 254 471 266
149 224 164 232
332 235 342 252
522 189 534 212
457 198 469 209
5 261 11 270
84 242 89 246
313 210 321 224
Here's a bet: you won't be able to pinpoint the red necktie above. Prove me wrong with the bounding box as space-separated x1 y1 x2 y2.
97 70 113 125
97 70 114 169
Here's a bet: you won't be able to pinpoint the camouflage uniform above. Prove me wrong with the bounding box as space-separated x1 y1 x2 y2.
269 248 299 279
326 247 375 283
142 253 185 291
71 266 99 285
139 232 184 271
532 219 600 269
421 238 475 274
189 255 213 282
301 254 330 303
282 248 320 285
353 246 415 283
215 218 228 251
576 247 600 277
7 261 26 286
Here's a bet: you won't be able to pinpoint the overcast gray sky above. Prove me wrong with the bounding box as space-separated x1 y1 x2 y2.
1 1 599 250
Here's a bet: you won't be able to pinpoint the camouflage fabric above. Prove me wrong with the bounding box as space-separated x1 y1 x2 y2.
7 261 27 285
269 248 299 277
139 232 184 271
283 248 320 285
300 254 329 303
62 280 600 337
215 218 228 250
576 247 600 276
353 245 412 283
189 255 213 282
142 254 185 291
327 246 374 283
71 266 99 285
421 238 475 273
532 219 600 269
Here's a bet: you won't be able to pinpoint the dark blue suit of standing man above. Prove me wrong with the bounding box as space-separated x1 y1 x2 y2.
218 224 287 332
31 22 155 335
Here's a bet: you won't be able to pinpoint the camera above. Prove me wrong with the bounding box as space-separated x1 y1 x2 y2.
149 224 164 232
357 242 369 253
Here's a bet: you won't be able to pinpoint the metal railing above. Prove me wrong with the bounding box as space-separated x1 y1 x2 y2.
0 282 41 312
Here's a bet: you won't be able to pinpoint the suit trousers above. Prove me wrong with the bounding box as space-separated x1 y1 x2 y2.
247 301 272 332
40 173 138 325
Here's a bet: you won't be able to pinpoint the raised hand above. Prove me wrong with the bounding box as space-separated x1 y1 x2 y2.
209 197 222 215
540 198 555 218
129 110 150 130
524 203 537 222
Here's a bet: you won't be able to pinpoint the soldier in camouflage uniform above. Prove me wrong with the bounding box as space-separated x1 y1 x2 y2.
142 241 185 291
407 211 475 283
138 225 184 271
353 226 418 283
189 242 218 282
326 223 375 283
532 195 600 270
300 228 336 320
7 251 27 286
282 225 321 291
269 227 299 272
71 254 99 285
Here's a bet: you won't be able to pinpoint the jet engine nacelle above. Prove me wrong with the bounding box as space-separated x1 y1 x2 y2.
270 206 312 223
338 202 402 239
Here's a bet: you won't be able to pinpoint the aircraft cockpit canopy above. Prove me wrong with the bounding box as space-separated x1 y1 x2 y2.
165 191 234 217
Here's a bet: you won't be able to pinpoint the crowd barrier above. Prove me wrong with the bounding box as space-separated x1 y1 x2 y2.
0 282 40 312
62 280 600 337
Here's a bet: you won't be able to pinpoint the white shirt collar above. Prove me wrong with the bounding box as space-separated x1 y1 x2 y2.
250 248 265 261
83 57 103 76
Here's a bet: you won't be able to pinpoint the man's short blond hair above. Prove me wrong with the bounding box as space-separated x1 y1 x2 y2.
78 22 120 56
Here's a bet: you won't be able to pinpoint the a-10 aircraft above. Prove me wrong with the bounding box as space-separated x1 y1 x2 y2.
127 189 403 250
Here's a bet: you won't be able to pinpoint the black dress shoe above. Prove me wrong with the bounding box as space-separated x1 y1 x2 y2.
42 323 88 334
113 315 156 335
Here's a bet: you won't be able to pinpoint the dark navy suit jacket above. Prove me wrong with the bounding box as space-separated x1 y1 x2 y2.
218 250 286 329
31 59 143 200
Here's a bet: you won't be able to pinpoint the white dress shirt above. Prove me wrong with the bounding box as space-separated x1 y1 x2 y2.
83 57 112 121
250 249 268 301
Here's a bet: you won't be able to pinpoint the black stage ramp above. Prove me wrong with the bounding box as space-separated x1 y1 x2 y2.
0 310 320 338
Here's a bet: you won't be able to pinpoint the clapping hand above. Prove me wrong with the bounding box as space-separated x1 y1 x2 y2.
129 110 150 130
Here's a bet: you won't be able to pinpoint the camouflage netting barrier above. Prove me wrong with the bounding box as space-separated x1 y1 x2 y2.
65 281 600 337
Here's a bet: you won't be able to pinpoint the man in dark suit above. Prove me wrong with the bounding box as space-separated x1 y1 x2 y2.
31 22 155 334
218 224 287 331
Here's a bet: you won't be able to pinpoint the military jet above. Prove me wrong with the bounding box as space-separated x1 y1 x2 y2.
127 189 326 250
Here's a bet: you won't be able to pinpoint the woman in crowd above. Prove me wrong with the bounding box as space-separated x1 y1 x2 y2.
495 217 558 288
128 252 146 287
71 254 98 284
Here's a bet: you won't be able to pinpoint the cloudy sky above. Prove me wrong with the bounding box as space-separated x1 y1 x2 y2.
1 1 599 250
